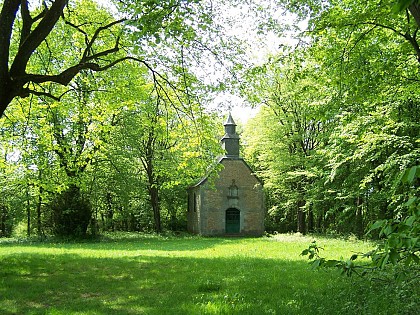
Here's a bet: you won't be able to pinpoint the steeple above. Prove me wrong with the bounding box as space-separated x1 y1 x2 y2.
221 112 240 157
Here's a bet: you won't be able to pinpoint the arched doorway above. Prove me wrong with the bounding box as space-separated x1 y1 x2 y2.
225 208 240 233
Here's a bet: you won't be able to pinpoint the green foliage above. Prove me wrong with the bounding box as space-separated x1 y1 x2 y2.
301 166 420 274
301 241 367 277
364 165 420 268
1 0 225 235
50 185 92 238
243 50 330 234
243 0 420 241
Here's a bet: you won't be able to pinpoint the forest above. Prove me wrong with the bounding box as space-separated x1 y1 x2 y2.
0 0 419 267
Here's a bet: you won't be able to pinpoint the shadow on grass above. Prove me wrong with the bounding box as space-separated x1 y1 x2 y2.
0 249 415 315
0 234 240 253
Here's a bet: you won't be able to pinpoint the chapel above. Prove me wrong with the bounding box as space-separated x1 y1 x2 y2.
187 113 265 236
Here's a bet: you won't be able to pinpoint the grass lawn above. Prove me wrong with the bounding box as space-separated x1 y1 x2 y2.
0 233 418 314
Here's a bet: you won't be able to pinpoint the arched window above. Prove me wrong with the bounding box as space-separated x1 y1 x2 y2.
228 180 238 198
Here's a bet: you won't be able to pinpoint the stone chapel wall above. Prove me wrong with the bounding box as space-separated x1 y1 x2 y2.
199 158 264 236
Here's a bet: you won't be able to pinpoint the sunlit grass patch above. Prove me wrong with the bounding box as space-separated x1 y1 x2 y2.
0 233 418 314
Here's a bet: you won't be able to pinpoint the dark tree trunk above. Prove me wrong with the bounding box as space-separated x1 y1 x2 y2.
307 207 314 233
0 0 20 115
106 192 114 231
36 185 43 237
409 3 420 30
355 196 364 237
149 185 161 233
317 210 324 233
26 185 31 237
142 126 162 233
297 200 306 234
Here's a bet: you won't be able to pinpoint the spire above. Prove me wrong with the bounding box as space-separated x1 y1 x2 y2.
225 112 236 125
221 112 240 157
224 112 237 134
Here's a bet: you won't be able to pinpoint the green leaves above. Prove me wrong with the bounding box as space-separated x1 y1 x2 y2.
301 241 323 260
392 0 417 13
367 220 387 235
301 241 362 276
402 165 420 184
301 163 419 276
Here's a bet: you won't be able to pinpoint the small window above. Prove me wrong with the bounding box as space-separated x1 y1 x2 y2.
228 180 238 198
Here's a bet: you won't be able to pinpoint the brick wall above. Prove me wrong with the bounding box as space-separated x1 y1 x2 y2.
188 157 265 236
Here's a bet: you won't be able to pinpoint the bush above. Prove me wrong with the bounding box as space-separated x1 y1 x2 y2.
51 185 92 238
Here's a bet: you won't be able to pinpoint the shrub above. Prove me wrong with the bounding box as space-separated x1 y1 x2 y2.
51 185 92 238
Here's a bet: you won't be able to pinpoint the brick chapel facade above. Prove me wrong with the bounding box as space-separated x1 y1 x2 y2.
187 113 265 236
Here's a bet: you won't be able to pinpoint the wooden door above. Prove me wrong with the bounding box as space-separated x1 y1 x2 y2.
225 208 240 233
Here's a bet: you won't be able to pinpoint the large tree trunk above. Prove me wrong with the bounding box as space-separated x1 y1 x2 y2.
307 207 314 233
26 185 31 237
409 3 420 29
106 192 114 231
143 128 162 233
406 3 420 63
355 196 364 237
297 200 306 234
149 185 161 233
36 186 43 237
0 0 20 115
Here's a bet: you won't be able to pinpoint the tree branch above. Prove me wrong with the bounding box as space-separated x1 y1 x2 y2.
0 0 20 75
10 0 68 78
63 19 89 47
20 0 32 47
84 39 121 62
408 2 420 29
0 0 21 115
23 88 61 101
344 21 406 39
18 52 131 88
82 19 126 61
344 21 420 63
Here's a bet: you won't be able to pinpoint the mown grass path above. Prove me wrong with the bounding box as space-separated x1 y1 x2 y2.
0 233 417 314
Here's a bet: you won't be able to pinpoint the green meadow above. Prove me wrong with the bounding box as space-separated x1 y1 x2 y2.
0 233 418 315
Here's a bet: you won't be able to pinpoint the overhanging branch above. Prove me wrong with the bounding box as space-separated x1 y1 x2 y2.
10 0 68 78
82 19 126 61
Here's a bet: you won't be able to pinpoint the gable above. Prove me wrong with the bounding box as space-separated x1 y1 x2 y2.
189 156 262 189
217 158 261 188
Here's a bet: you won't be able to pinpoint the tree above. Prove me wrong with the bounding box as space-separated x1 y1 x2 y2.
0 0 231 236
294 0 420 236
116 99 172 233
0 49 126 237
0 0 128 115
0 0 241 117
107 69 223 232
243 50 332 233
263 0 420 271
242 0 420 238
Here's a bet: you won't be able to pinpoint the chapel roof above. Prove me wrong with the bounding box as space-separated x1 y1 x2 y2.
224 112 237 126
